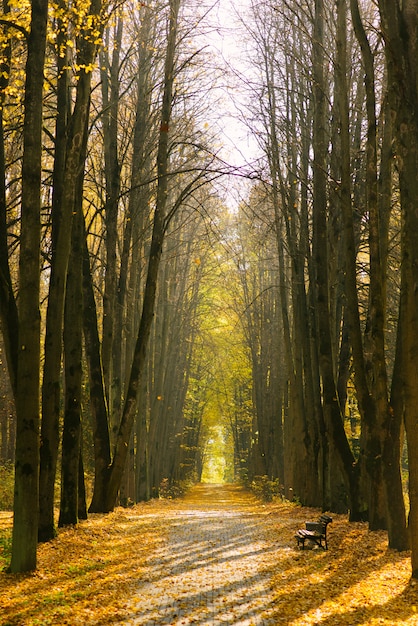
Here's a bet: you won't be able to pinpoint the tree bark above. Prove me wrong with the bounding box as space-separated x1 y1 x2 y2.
100 18 123 420
10 0 48 573
0 0 18 397
98 0 182 512
38 0 103 541
82 217 112 513
377 0 418 573
312 0 364 520
59 127 85 527
38 9 69 541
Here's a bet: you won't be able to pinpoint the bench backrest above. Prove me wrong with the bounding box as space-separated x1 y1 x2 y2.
305 515 332 535
305 521 324 533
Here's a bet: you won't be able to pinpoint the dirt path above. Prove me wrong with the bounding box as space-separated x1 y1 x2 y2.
119 484 280 625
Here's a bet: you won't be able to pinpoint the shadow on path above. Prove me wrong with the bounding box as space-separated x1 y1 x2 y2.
118 484 415 626
119 484 278 625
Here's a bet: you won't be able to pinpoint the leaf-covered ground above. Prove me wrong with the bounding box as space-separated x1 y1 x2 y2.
0 485 416 625
261 502 417 625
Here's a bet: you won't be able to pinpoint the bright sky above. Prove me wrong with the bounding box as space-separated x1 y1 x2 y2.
194 0 261 207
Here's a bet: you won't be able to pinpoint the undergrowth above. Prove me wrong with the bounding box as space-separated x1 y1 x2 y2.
0 530 12 571
249 474 283 502
0 462 14 510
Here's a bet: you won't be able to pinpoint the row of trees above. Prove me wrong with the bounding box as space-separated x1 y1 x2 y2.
0 0 233 573
216 0 418 578
3 0 418 582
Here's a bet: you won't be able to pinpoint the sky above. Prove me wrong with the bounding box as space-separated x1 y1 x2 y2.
186 0 261 209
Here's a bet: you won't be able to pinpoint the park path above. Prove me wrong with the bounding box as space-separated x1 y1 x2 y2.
119 484 283 625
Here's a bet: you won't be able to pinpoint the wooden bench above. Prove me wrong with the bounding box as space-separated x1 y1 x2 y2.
295 514 332 550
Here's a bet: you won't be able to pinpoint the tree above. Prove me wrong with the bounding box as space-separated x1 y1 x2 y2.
99 14 123 421
38 0 104 542
377 0 418 577
348 0 408 548
232 196 284 483
10 0 48 573
59 126 87 527
0 0 18 398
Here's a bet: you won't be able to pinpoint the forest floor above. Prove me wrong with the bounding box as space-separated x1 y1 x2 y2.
0 484 417 625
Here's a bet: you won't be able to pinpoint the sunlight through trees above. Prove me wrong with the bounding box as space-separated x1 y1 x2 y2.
1 0 418 583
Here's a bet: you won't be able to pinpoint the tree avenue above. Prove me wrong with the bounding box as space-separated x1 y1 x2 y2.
0 0 417 581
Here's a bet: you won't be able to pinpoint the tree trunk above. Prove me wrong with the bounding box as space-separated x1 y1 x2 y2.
38 5 69 541
78 449 88 520
10 0 48 573
59 152 84 528
387 290 410 550
0 2 18 397
312 0 363 519
99 0 182 512
400 170 418 572
100 18 122 419
82 217 112 513
136 378 150 501
377 0 418 574
39 0 103 541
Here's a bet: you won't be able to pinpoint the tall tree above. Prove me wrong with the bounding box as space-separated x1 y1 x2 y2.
10 0 48 573
100 15 123 419
0 0 18 397
93 0 182 511
348 0 408 548
59 115 88 527
378 0 418 576
38 0 104 541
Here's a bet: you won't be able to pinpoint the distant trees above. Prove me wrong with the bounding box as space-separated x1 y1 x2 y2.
230 197 284 483
85 0 223 513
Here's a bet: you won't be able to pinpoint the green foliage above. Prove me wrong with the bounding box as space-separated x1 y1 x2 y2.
182 214 254 484
159 478 191 499
250 475 282 502
0 530 12 571
0 461 14 510
237 467 249 486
